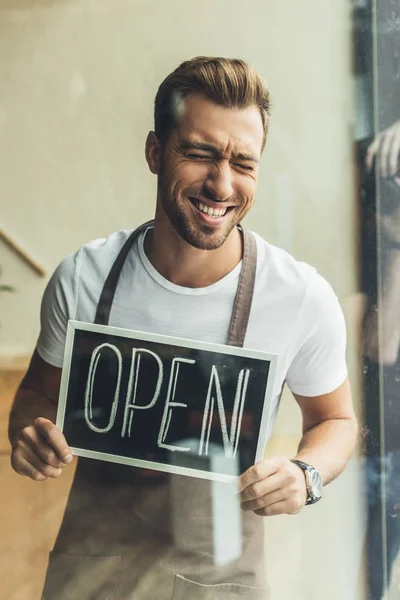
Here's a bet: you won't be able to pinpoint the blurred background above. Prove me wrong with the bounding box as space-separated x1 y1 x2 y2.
0 0 398 598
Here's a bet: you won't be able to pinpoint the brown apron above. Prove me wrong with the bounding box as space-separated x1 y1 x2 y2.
42 221 270 600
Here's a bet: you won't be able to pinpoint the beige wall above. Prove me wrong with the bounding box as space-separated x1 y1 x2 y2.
0 0 356 358
0 1 365 598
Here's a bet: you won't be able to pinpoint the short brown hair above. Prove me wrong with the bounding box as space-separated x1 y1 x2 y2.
154 56 271 150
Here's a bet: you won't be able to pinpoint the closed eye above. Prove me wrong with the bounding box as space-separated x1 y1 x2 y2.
187 153 211 160
187 154 255 171
234 163 255 171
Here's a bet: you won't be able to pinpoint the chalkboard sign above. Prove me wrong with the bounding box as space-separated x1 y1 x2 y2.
57 320 278 482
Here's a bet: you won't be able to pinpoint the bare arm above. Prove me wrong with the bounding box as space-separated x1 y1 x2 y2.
363 207 400 365
292 377 357 484
9 349 73 481
239 377 358 516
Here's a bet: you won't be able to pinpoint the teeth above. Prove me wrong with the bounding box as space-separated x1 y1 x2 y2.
196 201 227 218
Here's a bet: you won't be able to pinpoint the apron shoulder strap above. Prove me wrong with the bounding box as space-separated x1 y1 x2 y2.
94 220 154 326
226 226 257 348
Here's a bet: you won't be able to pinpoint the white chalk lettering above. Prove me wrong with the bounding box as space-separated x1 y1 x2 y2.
84 343 122 433
199 366 250 458
122 348 163 438
157 357 195 452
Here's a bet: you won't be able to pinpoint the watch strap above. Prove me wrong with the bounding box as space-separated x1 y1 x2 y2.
291 459 311 471
290 459 322 505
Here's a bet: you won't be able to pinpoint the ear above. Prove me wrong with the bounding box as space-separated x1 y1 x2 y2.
145 131 162 174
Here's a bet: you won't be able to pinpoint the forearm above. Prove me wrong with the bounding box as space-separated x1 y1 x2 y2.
380 249 400 325
294 416 358 486
363 249 400 363
8 386 57 447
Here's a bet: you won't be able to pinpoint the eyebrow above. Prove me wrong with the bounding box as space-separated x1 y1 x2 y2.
179 141 259 164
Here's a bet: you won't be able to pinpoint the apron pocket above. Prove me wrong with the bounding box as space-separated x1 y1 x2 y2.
171 574 270 600
42 552 121 600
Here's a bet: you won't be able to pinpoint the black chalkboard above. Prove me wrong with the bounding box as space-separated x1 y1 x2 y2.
57 321 278 482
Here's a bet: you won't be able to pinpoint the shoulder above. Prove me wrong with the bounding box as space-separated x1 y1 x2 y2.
251 231 342 323
77 229 134 271
252 231 316 294
44 229 136 306
55 229 135 281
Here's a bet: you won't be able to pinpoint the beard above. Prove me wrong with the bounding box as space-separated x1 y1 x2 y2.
158 179 242 251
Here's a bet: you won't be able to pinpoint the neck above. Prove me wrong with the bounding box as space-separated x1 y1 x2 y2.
144 219 243 288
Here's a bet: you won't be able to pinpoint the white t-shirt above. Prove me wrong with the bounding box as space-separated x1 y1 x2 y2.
37 226 347 438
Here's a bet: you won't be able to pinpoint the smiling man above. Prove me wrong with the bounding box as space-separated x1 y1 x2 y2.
9 57 357 599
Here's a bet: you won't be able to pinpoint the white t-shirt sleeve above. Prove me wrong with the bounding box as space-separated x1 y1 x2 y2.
285 271 348 397
36 250 82 368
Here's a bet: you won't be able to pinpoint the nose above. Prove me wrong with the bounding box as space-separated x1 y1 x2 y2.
204 160 233 202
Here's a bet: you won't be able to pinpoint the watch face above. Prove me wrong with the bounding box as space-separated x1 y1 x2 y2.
311 470 323 498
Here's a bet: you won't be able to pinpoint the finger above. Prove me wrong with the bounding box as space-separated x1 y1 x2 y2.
389 134 400 176
238 458 281 494
20 427 66 468
34 418 73 463
254 501 290 517
241 488 285 512
380 131 395 177
11 451 48 481
17 439 63 478
366 137 381 171
240 472 283 503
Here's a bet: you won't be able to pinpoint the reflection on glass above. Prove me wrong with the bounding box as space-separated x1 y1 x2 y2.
354 0 400 597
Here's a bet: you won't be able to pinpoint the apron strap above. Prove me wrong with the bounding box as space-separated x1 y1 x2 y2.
226 225 257 348
94 220 153 326
94 220 257 348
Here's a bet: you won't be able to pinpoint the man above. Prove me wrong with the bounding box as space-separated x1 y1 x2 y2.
9 57 357 599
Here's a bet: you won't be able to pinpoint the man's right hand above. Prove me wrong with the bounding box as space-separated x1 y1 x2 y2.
8 350 69 481
11 417 73 481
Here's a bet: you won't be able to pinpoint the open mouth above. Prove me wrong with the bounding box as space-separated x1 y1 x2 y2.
189 198 233 219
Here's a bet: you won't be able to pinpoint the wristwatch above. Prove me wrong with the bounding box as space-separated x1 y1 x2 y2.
290 459 323 505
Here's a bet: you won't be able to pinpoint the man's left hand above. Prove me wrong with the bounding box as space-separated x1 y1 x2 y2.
238 456 307 517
